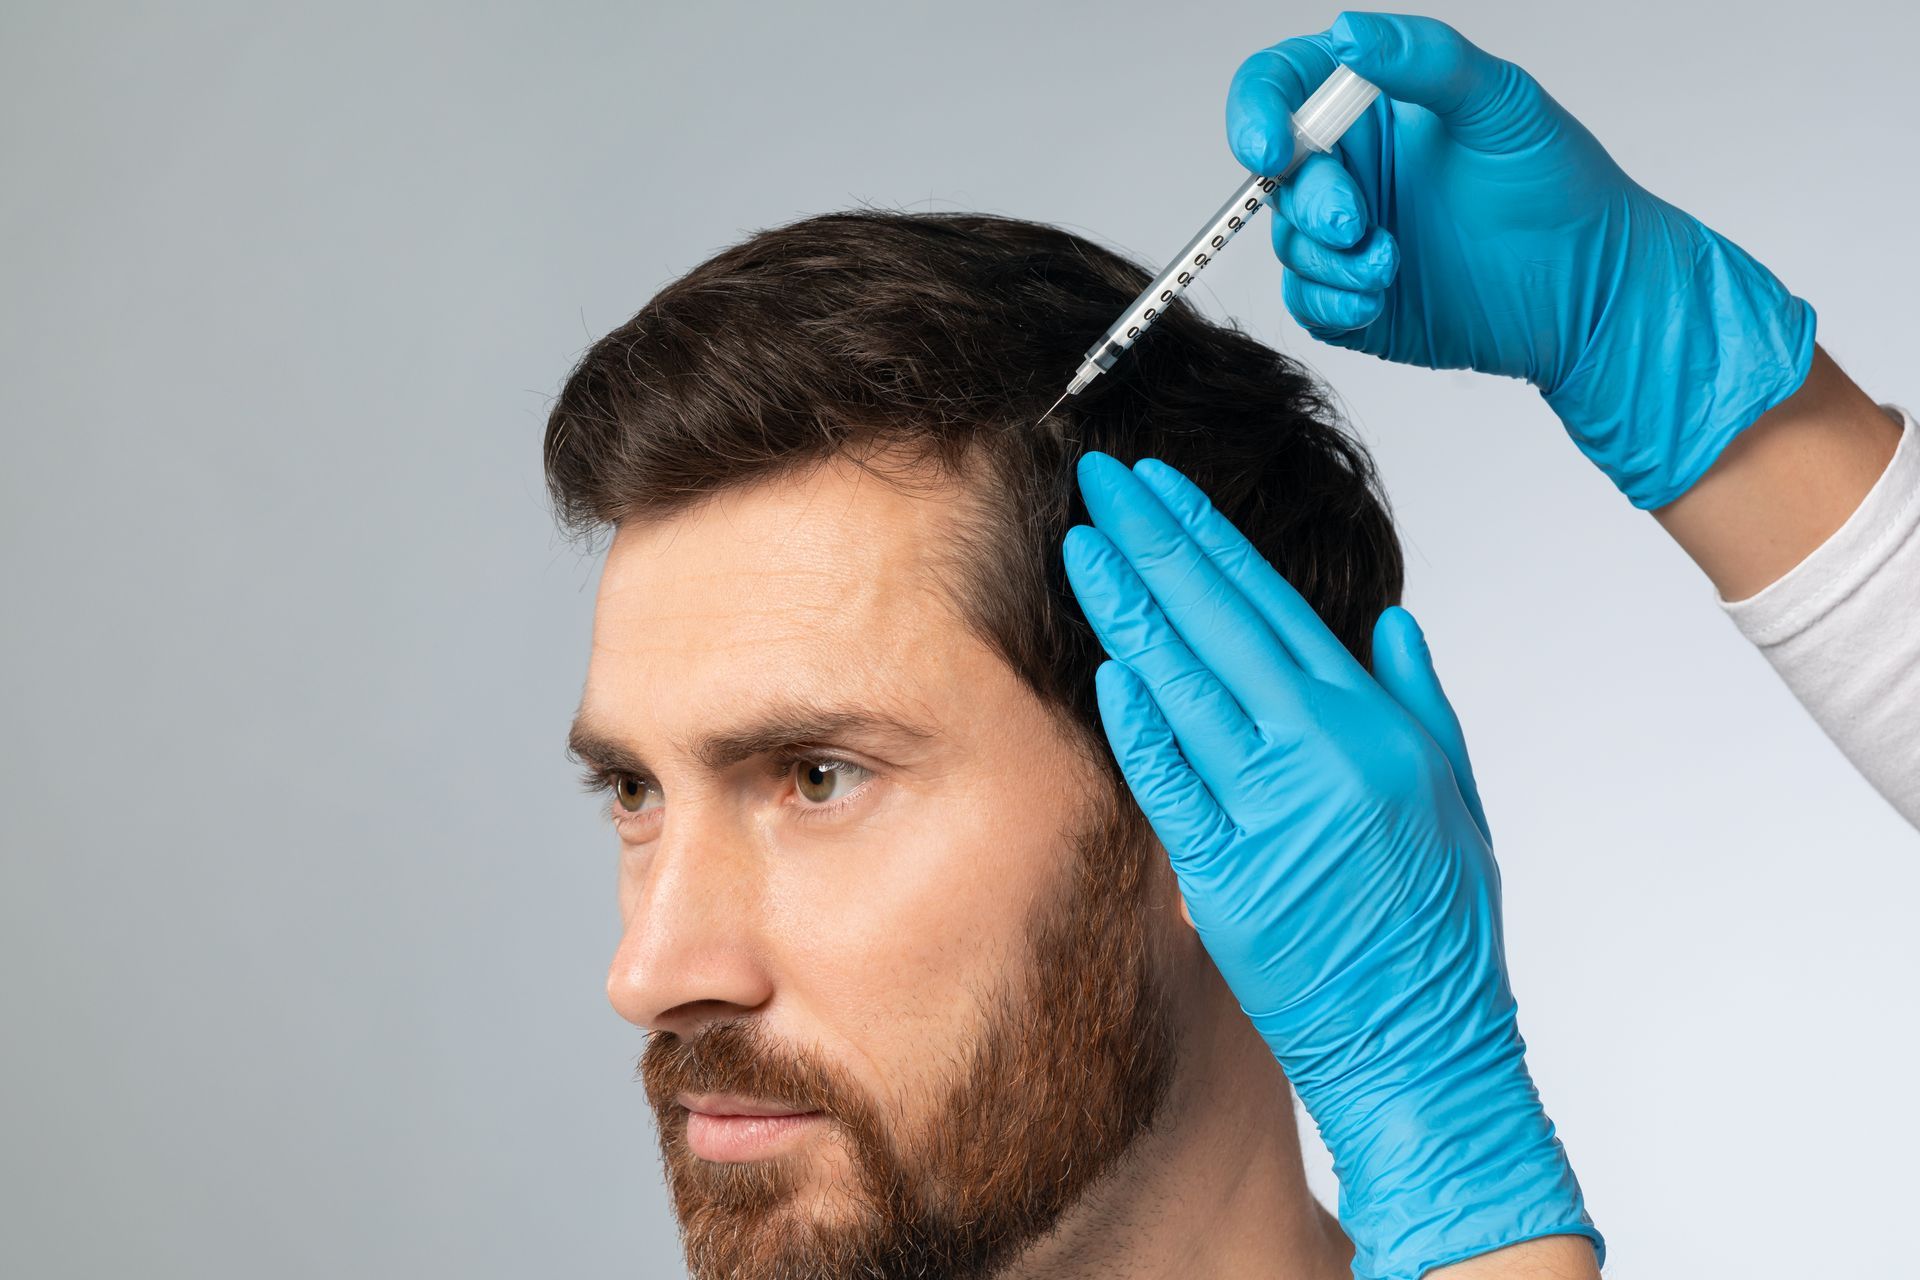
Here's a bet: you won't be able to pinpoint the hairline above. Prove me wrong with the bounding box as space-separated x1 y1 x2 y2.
586 432 1120 780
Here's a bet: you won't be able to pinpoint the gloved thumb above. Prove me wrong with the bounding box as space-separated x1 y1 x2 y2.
1326 11 1553 155
1370 606 1492 845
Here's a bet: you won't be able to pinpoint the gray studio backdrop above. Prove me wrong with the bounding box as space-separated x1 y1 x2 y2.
3 1 1915 1275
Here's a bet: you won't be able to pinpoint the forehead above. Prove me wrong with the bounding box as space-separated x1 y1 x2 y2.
584 455 1006 741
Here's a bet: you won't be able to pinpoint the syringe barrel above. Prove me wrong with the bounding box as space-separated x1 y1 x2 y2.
1072 66 1380 382
1080 171 1279 367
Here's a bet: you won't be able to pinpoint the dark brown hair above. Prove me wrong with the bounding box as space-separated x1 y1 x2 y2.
545 210 1402 750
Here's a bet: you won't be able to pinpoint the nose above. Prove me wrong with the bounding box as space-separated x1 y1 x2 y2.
607 801 774 1036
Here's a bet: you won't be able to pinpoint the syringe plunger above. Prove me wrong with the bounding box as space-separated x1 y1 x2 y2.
1291 65 1379 154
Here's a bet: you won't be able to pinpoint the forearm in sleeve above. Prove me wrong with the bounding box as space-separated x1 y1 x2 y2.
1721 406 1920 827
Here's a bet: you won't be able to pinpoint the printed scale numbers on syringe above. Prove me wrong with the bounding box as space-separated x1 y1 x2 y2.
1044 65 1380 413
1126 174 1280 344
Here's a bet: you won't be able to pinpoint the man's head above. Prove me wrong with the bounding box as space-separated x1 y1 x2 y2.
549 211 1401 1278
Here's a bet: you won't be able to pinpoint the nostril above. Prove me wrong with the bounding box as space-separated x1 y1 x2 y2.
605 919 777 1033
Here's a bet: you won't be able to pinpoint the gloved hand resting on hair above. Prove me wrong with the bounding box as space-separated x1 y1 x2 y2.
1064 452 1600 1279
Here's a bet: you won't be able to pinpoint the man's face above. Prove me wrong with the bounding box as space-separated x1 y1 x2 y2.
573 454 1183 1278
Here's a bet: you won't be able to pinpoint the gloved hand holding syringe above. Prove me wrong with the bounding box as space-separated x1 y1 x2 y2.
1040 64 1380 420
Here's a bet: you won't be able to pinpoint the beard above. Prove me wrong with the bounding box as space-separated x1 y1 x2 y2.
639 783 1181 1280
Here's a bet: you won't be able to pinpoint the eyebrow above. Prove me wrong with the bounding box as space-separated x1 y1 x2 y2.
566 700 939 776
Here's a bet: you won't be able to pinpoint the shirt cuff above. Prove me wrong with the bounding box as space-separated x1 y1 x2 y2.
1722 404 1920 647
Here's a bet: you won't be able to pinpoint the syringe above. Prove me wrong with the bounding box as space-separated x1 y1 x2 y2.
1040 65 1381 420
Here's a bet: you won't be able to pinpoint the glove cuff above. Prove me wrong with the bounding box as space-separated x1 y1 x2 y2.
1545 215 1818 510
1332 1088 1601 1280
1258 960 1603 1279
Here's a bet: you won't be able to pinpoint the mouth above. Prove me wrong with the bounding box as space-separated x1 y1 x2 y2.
677 1092 827 1162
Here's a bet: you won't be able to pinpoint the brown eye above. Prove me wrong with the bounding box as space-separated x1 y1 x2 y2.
613 775 657 814
794 758 869 805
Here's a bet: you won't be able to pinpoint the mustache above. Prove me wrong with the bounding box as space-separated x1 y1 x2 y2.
640 1019 866 1128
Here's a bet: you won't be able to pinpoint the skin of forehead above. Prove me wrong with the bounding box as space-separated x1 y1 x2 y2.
584 452 1051 776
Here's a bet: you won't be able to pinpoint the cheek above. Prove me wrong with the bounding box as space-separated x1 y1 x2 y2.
757 788 1063 1094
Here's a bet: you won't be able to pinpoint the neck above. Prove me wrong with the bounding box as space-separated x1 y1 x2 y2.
1005 959 1353 1280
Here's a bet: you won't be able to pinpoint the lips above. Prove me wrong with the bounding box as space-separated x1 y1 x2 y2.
678 1092 826 1162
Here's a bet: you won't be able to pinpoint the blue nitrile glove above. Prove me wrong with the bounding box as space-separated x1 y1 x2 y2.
1062 451 1600 1280
1226 11 1816 510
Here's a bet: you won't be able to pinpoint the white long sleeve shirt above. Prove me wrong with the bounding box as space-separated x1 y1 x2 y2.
1721 405 1920 827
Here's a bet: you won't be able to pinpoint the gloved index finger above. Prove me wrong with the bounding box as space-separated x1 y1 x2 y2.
1130 457 1370 691
1324 12 1551 154
1227 34 1375 251
1076 452 1307 722
1226 34 1340 177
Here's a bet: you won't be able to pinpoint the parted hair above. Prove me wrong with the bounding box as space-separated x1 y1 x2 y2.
545 210 1402 749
